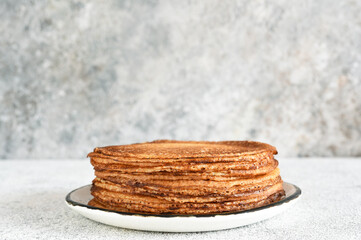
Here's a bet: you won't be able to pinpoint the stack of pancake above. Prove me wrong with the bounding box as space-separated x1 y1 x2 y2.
88 140 285 215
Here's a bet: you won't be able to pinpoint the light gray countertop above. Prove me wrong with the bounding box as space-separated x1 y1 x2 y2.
1 158 361 240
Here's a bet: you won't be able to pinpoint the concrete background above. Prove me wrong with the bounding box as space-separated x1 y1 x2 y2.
1 0 361 159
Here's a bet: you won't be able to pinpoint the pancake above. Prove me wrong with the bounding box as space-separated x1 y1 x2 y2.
89 140 277 160
87 140 285 215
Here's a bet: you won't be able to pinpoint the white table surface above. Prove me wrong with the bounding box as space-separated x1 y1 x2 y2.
1 158 361 240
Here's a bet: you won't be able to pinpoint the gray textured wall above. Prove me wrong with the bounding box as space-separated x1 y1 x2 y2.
1 0 361 159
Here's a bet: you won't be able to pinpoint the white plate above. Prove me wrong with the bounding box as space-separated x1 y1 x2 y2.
65 182 301 232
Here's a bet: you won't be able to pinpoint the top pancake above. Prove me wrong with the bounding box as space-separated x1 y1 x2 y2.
90 140 277 159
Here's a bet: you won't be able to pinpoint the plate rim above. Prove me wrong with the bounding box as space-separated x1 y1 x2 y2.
65 182 301 218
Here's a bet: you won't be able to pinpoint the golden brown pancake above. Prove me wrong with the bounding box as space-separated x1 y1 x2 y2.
87 140 285 215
